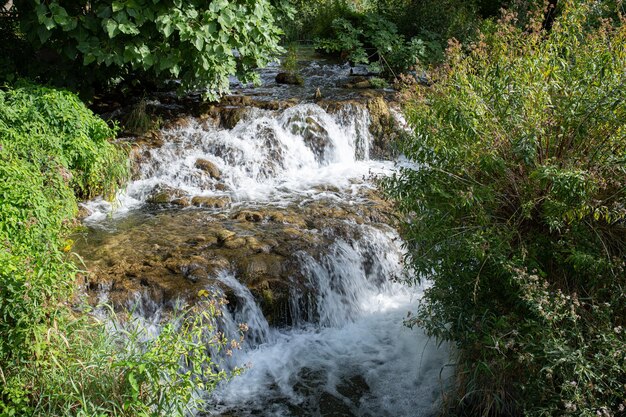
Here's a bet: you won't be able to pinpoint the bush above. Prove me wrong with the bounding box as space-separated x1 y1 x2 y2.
0 83 240 415
315 13 443 75
0 83 128 366
385 1 626 415
22 294 242 417
7 0 284 98
279 0 359 41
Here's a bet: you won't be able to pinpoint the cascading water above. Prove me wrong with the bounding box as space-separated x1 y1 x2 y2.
76 65 451 417
206 226 449 417
84 102 390 221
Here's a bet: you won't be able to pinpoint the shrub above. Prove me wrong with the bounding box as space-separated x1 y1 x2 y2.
0 83 239 416
7 0 285 98
0 83 124 414
0 83 129 365
315 13 442 76
385 1 626 415
24 294 242 416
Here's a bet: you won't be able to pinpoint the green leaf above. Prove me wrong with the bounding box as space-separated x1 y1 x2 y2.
83 54 96 65
37 26 52 43
194 37 204 51
104 19 118 38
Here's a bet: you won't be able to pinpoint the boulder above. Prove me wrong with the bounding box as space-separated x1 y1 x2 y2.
147 185 188 204
220 106 249 129
345 80 372 89
194 158 221 179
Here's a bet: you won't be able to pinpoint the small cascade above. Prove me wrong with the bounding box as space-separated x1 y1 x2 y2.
214 271 272 348
84 102 389 221
207 225 448 417
76 61 451 417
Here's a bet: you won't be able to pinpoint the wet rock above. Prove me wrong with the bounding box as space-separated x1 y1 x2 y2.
147 185 188 204
301 117 331 161
246 236 271 253
217 229 236 242
220 106 249 129
132 132 163 149
76 187 398 327
171 197 191 207
319 392 355 417
350 65 379 76
223 237 247 250
366 96 396 159
345 80 372 89
195 158 221 179
276 72 304 85
336 375 370 401
182 262 209 283
233 210 264 222
191 196 231 208
77 204 93 220
268 211 307 228
165 116 193 130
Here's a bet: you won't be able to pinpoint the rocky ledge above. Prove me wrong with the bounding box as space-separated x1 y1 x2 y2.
75 189 397 327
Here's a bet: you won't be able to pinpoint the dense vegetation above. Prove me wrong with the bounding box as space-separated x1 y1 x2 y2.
3 0 286 98
0 84 241 415
1 0 624 415
284 0 510 74
386 1 626 415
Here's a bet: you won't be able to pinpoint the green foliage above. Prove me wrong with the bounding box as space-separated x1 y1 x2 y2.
9 0 285 99
278 0 359 41
21 295 242 416
315 13 442 75
368 77 389 89
0 82 128 357
0 82 122 414
281 43 300 75
0 83 238 415
377 0 483 41
385 1 626 415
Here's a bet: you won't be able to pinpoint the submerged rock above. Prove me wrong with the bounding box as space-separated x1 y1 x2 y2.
276 72 304 85
76 190 396 327
147 185 188 205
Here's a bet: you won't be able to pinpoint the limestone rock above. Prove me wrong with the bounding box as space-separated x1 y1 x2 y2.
195 158 221 179
147 185 188 204
191 196 230 208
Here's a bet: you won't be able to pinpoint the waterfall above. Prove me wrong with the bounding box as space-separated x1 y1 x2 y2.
206 225 449 417
83 102 391 221
77 77 451 416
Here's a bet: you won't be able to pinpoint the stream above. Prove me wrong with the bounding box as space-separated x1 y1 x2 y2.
74 59 451 416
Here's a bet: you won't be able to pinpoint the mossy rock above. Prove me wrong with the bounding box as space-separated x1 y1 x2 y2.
276 72 304 85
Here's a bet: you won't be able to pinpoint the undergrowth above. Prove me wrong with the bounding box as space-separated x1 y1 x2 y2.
0 83 237 415
386 1 626 415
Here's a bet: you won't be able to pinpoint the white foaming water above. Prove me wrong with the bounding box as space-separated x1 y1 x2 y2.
208 226 450 417
83 86 451 415
84 103 392 222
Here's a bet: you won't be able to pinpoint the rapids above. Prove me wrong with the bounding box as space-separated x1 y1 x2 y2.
76 59 451 416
